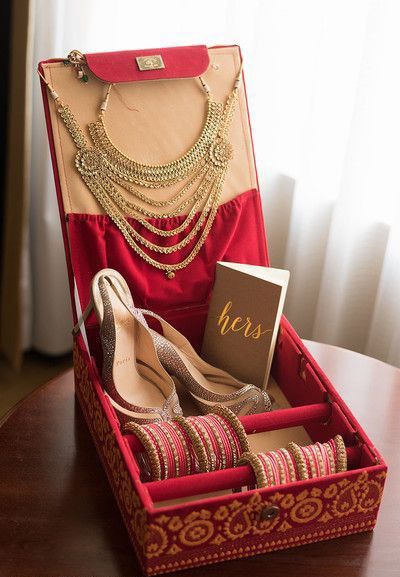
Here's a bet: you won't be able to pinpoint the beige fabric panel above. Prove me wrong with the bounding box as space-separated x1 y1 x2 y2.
42 46 258 215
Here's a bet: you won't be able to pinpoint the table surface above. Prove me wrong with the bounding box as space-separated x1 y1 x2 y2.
0 341 399 577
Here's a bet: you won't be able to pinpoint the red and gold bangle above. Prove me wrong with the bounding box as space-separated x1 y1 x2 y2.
323 440 336 474
275 449 290 483
302 445 317 478
258 452 275 485
164 421 187 476
221 413 243 461
201 415 228 469
271 452 283 484
310 442 324 476
211 413 241 466
127 413 347 485
153 422 180 479
279 447 297 482
237 436 348 490
124 421 162 481
316 441 329 475
212 404 250 454
287 441 309 480
144 423 170 480
173 415 209 473
237 452 268 488
170 420 196 475
188 416 219 471
206 415 231 469
328 438 338 465
205 414 234 469
238 448 297 489
334 434 347 472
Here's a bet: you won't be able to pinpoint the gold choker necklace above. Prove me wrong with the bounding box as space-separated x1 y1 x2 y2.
40 54 242 279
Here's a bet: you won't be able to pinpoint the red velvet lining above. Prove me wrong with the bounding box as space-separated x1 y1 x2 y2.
67 188 268 355
272 330 327 407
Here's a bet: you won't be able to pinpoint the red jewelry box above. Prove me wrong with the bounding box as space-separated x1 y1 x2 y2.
38 44 386 575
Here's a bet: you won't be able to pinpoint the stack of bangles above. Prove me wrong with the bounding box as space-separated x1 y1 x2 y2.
124 405 250 481
124 406 347 486
237 435 347 489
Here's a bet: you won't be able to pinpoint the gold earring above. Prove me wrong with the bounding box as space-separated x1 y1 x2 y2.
65 49 89 83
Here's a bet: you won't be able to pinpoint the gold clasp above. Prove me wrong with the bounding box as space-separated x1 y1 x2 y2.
136 54 165 71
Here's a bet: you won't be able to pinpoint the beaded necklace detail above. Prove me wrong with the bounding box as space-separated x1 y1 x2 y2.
40 55 242 278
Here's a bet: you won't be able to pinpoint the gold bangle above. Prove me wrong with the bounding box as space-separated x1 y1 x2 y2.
191 417 219 470
211 413 238 466
269 450 286 484
205 417 228 469
237 452 268 489
170 420 192 475
153 423 180 479
334 434 347 472
287 441 309 480
212 405 250 454
313 443 326 476
280 447 297 482
124 421 162 481
145 425 169 480
258 452 275 485
303 445 317 478
323 441 336 474
173 415 209 473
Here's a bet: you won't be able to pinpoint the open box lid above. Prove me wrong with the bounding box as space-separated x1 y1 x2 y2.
38 45 269 351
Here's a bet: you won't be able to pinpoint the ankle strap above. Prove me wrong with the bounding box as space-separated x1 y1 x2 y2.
72 280 150 336
72 300 93 335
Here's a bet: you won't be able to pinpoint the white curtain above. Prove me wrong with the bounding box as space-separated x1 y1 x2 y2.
27 0 400 367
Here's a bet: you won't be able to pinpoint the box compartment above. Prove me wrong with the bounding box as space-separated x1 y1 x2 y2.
40 45 386 575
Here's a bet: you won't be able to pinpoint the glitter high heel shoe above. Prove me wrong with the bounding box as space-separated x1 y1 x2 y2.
141 309 273 416
73 269 182 424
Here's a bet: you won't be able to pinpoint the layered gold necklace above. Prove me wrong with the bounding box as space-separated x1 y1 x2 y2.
41 56 242 278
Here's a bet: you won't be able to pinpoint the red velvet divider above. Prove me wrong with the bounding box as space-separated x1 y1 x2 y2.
305 401 357 446
241 402 330 434
146 447 362 503
272 327 326 407
359 442 380 468
276 317 386 468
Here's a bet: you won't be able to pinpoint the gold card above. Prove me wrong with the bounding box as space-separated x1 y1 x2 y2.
202 262 289 388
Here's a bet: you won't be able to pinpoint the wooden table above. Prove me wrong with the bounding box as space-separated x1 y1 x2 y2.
0 341 399 577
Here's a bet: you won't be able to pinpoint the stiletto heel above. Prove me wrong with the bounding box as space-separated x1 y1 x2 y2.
74 269 182 424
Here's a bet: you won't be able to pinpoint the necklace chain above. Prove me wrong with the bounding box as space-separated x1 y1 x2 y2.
45 59 241 278
89 97 224 188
